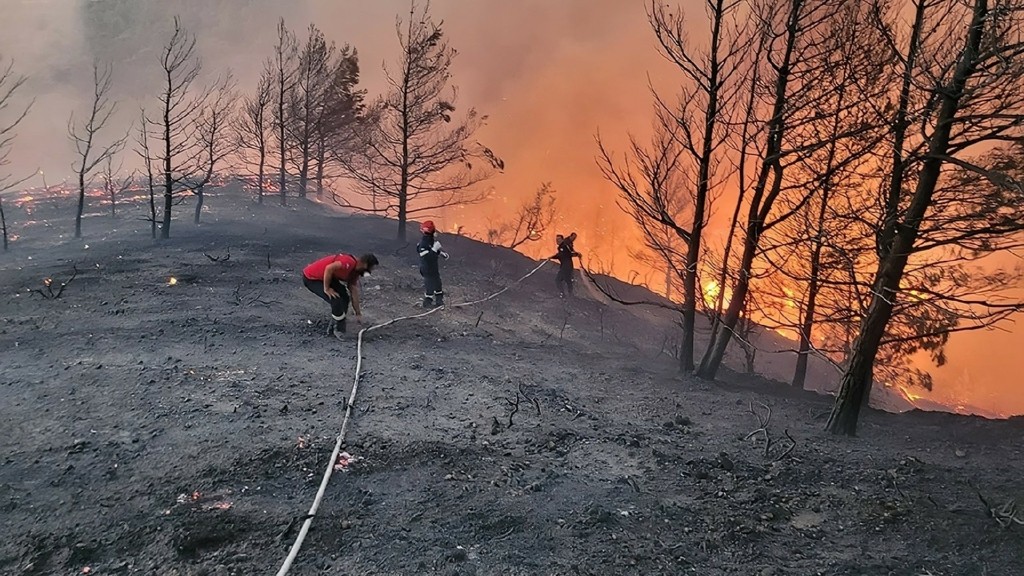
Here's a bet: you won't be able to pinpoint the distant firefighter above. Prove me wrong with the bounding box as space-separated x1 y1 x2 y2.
550 232 581 297
302 252 379 338
417 220 449 308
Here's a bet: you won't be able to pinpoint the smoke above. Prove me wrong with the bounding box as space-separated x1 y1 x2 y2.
2 0 1021 417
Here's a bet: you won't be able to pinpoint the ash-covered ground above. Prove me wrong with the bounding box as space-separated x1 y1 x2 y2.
1 189 1022 575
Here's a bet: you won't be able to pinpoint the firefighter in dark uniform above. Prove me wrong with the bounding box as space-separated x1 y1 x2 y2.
417 220 449 308
550 232 581 297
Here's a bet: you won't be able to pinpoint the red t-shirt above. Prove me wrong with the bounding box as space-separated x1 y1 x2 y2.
304 254 358 282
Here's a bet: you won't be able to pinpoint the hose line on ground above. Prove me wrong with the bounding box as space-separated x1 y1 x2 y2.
275 259 549 576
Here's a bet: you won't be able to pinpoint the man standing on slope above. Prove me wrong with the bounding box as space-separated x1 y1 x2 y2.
418 220 449 308
550 232 581 297
302 252 379 338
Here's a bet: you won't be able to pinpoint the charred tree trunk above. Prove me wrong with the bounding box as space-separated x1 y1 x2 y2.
257 155 265 204
680 246 699 373
697 218 760 379
75 172 86 238
397 67 410 242
826 0 986 435
696 0 803 381
677 0 725 374
162 89 172 239
0 197 7 251
315 130 325 197
276 24 291 207
792 240 822 388
148 178 157 238
194 186 204 224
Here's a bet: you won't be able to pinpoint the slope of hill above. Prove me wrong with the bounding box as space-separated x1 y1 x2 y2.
1 188 1022 575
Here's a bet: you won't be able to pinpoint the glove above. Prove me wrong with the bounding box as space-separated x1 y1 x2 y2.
432 241 442 252
441 251 450 260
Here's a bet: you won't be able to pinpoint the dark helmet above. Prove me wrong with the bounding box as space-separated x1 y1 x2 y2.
360 253 379 273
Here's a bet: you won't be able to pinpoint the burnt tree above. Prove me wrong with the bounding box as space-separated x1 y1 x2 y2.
191 75 237 224
486 182 557 249
827 0 1024 435
338 1 502 241
69 62 127 238
269 18 297 205
696 0 869 381
0 57 32 251
148 17 207 239
236 70 273 203
135 108 158 238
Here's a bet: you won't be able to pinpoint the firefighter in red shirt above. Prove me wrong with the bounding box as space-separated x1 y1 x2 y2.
302 253 379 337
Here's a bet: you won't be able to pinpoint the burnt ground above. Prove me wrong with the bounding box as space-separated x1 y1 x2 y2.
1 188 1023 576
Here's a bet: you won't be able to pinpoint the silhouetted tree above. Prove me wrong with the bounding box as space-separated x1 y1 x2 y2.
236 70 273 203
0 57 32 251
269 18 297 205
135 108 158 238
289 25 332 199
99 155 134 218
145 17 207 239
827 0 1024 435
190 74 237 223
69 62 127 238
338 1 503 240
696 0 871 381
486 182 557 249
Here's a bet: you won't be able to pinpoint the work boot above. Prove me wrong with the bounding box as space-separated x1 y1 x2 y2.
434 292 444 307
334 318 347 337
423 296 434 309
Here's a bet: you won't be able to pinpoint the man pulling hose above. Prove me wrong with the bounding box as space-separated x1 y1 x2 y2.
302 253 379 338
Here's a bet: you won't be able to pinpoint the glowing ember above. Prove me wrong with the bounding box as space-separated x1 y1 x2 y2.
168 277 178 286
43 278 52 287
176 491 202 504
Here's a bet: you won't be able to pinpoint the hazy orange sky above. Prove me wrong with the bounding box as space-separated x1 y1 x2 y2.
2 0 1021 416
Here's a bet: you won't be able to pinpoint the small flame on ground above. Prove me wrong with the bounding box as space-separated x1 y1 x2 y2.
168 277 178 286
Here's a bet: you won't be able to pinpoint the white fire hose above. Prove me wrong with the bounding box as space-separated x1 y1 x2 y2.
275 259 549 576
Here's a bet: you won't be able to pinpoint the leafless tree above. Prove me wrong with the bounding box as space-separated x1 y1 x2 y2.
236 70 273 203
69 61 127 238
695 0 873 381
827 0 1024 435
486 182 557 249
190 74 238 224
599 0 747 373
337 1 503 240
0 57 32 251
629 223 687 301
289 25 333 198
144 16 208 239
747 2 892 389
135 108 158 238
99 155 134 218
269 18 298 205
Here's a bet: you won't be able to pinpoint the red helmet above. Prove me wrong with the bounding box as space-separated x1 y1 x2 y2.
420 220 436 234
